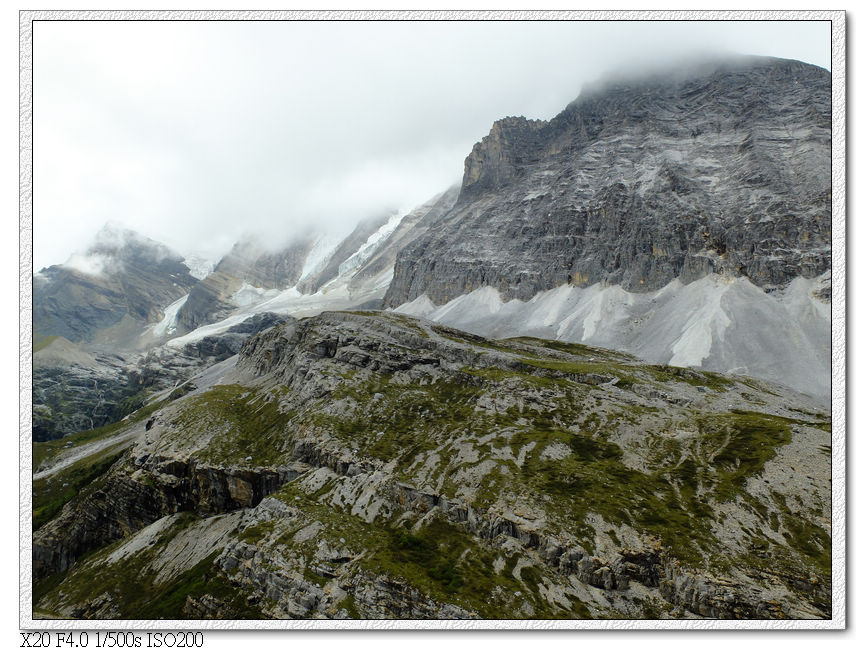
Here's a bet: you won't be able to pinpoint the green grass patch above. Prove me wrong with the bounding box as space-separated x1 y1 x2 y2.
136 551 262 619
33 335 59 353
381 313 431 338
172 385 294 465
339 594 361 618
647 365 735 390
770 491 831 575
369 515 579 618
699 411 794 503
316 374 488 469
238 520 277 544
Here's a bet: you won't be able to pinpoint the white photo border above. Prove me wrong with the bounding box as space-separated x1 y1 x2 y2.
18 8 847 631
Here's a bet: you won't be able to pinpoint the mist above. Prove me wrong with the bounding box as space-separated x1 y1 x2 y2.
32 19 830 271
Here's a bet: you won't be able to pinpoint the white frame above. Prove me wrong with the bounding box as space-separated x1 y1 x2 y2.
18 9 847 631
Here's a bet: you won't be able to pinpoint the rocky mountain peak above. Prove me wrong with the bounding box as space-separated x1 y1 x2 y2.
80 222 185 270
214 232 317 290
461 115 549 200
386 55 830 311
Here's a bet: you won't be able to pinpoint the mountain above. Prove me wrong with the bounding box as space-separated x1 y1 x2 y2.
34 223 199 345
32 311 830 619
174 234 317 333
30 56 833 448
31 190 460 440
386 57 829 305
164 187 459 347
31 225 203 441
31 55 835 621
384 57 831 399
295 213 394 295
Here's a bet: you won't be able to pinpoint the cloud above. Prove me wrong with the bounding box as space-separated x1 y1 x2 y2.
61 252 113 277
32 19 831 270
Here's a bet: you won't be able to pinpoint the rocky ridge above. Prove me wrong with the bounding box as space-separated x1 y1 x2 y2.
176 235 316 333
33 311 831 620
31 187 456 441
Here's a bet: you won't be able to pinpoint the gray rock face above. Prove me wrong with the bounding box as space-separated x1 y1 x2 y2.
215 236 315 290
34 225 198 343
32 357 129 442
173 271 242 333
33 458 298 579
130 313 295 393
344 187 459 292
384 56 830 307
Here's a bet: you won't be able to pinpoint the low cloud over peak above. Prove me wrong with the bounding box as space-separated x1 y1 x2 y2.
33 20 830 270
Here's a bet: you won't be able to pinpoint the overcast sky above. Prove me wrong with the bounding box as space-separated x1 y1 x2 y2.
32 19 831 271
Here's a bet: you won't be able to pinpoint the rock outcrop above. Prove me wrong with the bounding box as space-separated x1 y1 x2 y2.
32 349 130 442
32 313 292 441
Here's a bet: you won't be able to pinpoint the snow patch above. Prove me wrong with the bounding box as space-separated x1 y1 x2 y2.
166 277 378 348
232 283 281 308
182 255 216 280
299 232 345 282
338 210 406 277
153 294 189 337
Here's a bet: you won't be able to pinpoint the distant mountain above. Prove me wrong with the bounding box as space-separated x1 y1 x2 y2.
30 190 459 440
169 188 459 343
34 223 199 344
175 233 317 333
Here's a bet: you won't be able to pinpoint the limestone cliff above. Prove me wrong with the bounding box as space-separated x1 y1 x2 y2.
384 57 830 307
